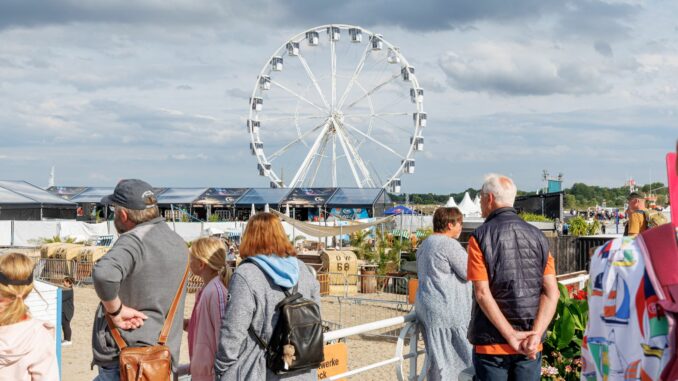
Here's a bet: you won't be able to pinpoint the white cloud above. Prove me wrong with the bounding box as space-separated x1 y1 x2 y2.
439 41 611 95
0 1 675 192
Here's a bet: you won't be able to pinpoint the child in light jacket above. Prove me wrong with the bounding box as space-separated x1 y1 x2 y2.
182 237 231 381
0 252 59 381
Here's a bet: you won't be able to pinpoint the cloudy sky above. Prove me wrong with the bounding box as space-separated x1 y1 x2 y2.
0 0 676 193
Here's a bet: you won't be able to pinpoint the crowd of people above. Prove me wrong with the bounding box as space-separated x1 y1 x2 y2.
0 141 675 380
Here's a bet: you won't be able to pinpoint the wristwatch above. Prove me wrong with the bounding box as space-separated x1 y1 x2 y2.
107 303 123 317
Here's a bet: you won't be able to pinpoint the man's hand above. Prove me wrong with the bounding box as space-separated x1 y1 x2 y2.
110 305 147 330
520 332 542 359
506 330 533 354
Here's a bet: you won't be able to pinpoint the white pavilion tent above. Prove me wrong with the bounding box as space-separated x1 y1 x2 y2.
445 196 458 207
458 192 481 217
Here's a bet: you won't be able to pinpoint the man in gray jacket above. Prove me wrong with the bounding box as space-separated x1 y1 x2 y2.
91 179 188 381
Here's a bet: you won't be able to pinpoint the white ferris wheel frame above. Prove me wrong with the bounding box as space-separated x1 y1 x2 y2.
247 24 425 190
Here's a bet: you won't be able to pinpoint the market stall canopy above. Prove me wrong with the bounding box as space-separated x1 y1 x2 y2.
194 188 249 206
282 187 338 207
235 188 291 208
156 188 208 205
326 188 387 207
50 186 166 204
384 205 416 215
0 180 76 220
70 187 115 203
272 209 394 237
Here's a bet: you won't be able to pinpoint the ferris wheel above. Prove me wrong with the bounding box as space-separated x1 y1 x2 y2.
247 24 426 193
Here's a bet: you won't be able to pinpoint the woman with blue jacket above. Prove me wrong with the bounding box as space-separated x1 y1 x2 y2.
215 212 320 380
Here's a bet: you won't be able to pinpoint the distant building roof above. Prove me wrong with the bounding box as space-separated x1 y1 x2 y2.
235 188 291 207
326 188 385 206
0 181 75 206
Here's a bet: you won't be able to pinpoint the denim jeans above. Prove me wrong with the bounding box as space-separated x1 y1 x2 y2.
93 365 120 381
472 352 542 381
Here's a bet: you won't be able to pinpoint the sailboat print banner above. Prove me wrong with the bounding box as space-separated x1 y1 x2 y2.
582 237 670 381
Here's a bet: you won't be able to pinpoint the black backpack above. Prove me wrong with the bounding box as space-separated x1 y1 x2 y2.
244 258 325 375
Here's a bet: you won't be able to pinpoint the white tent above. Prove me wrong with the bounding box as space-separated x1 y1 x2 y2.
459 192 481 217
474 195 481 210
445 196 458 207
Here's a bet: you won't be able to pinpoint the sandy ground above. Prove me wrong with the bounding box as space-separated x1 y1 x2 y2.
61 287 424 381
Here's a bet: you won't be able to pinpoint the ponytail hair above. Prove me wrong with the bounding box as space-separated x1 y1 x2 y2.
0 253 35 326
190 237 232 288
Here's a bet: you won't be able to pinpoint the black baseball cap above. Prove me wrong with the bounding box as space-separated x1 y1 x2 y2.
101 179 157 210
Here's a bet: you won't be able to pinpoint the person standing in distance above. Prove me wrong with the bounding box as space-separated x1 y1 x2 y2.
91 179 188 381
467 174 560 381
624 192 648 236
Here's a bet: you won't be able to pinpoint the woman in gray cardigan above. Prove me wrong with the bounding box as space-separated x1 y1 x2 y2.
415 207 472 380
215 212 320 381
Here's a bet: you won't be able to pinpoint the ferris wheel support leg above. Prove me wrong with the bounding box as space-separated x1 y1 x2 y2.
336 124 377 188
331 134 337 187
268 121 327 161
309 134 330 187
289 121 331 188
335 123 364 188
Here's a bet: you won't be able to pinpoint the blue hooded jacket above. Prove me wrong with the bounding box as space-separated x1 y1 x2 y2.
249 254 299 288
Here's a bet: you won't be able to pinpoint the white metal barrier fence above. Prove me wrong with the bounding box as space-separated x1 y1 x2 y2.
323 311 426 381
318 272 414 339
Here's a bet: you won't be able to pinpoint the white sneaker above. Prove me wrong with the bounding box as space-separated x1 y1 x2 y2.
61 341 72 346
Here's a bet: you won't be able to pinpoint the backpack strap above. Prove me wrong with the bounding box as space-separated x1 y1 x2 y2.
105 263 189 348
241 257 299 349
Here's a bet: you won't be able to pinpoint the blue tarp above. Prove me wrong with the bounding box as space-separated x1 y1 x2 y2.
384 205 416 215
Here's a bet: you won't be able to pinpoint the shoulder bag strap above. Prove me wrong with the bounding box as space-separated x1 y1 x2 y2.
105 311 128 350
104 263 189 349
158 264 190 345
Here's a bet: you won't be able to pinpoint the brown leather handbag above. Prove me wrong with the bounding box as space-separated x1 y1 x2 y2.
106 265 189 381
